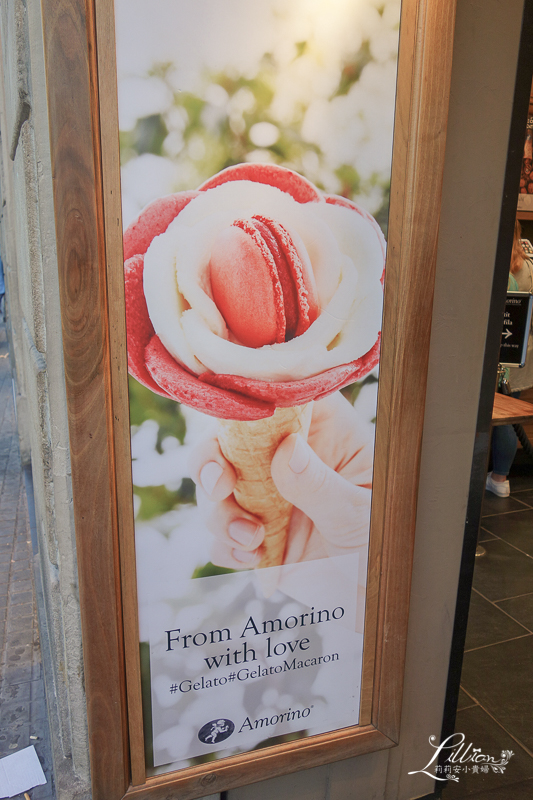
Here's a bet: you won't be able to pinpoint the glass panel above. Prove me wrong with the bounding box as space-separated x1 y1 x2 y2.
115 0 401 776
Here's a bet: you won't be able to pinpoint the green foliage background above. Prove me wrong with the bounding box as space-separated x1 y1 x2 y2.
125 6 391 543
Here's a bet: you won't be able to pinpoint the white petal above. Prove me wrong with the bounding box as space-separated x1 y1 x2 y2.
143 233 205 373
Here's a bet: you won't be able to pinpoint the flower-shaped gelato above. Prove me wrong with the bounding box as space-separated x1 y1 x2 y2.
124 164 385 420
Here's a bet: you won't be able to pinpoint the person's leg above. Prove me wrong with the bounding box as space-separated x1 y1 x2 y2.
492 424 518 477
488 424 518 497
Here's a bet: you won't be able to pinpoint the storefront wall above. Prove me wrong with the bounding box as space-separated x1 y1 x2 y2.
0 1 91 796
0 1 525 798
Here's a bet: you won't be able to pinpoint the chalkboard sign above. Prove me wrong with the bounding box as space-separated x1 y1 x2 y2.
499 291 533 367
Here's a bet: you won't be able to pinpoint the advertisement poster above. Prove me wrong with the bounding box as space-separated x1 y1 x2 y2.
115 0 400 775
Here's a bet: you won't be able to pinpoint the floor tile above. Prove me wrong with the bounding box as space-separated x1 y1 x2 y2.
441 706 533 798
481 508 533 557
3 663 33 685
29 789 54 800
478 529 496 542
1 681 31 702
7 616 34 634
481 494 527 517
445 777 533 800
471 538 533 601
509 449 533 492
457 688 477 711
10 590 32 605
0 724 30 756
511 491 533 509
0 699 30 728
10 579 32 594
460 636 533 751
6 630 33 649
464 591 529 651
9 603 33 619
495 593 533 632
509 486 533 506
30 680 45 701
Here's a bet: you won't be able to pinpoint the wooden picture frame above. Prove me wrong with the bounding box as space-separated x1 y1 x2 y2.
40 0 458 797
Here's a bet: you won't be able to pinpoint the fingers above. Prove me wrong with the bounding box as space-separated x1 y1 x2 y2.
188 436 236 501
195 483 265 569
189 436 266 569
210 539 261 570
271 434 371 552
309 393 375 485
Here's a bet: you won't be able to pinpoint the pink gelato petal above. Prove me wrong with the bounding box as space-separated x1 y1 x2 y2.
198 335 381 406
123 191 199 261
124 254 171 397
145 336 276 421
199 164 322 204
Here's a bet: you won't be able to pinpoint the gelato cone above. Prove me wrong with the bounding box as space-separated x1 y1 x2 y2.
217 403 313 568
123 164 385 585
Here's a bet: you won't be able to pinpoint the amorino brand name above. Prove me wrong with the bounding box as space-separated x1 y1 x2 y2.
165 605 345 651
239 705 313 733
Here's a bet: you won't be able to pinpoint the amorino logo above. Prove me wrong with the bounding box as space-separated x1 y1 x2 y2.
239 705 313 733
409 733 514 782
198 718 235 744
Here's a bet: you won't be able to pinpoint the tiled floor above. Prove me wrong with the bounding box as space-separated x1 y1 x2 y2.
442 449 533 800
0 323 54 798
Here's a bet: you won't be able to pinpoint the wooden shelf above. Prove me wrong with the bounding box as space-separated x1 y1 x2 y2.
517 210 533 220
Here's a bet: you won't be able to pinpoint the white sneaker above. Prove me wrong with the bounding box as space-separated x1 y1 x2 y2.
486 472 510 497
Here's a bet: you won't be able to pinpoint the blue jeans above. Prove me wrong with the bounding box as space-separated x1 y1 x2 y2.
492 390 520 476
492 424 518 476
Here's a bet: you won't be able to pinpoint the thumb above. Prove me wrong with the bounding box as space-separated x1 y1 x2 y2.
271 434 371 551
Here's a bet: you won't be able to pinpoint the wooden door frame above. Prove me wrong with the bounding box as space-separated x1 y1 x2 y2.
40 0 458 797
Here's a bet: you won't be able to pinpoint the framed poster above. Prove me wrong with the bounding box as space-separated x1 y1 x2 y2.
41 0 458 797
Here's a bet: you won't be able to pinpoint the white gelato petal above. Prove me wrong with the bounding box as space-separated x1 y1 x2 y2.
174 179 321 228
277 255 358 353
310 201 384 283
294 215 342 307
181 309 328 380
172 215 230 336
143 233 205 373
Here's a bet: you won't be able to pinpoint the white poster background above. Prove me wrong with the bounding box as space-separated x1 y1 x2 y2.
116 0 401 776
147 554 362 766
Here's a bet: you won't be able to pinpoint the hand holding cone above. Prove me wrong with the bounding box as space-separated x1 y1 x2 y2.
217 404 312 568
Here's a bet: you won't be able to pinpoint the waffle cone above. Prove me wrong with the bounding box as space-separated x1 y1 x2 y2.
217 403 313 568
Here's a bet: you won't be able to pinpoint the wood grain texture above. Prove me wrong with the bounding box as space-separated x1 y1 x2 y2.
367 0 458 740
124 725 394 800
93 0 146 785
492 392 533 424
41 1 128 798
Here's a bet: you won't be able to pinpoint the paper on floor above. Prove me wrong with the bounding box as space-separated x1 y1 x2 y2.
0 746 46 798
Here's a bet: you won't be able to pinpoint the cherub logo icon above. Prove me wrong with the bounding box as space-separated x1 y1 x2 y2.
198 718 235 744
